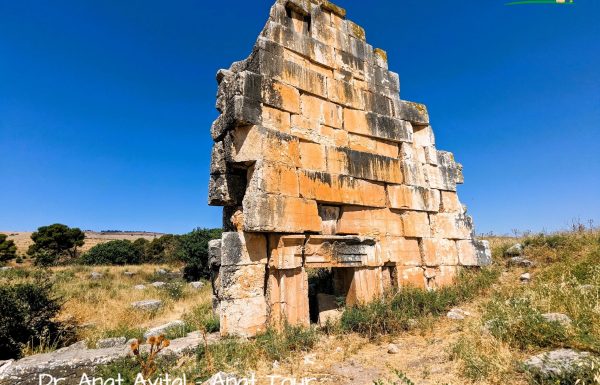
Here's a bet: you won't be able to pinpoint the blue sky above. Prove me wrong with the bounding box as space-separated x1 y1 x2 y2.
0 0 598 235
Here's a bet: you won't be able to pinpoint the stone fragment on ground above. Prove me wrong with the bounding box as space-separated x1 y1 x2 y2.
151 281 166 288
123 271 136 277
96 337 127 349
387 343 399 354
505 243 524 256
131 299 162 311
524 349 593 377
507 256 534 267
317 293 343 326
90 272 103 280
190 281 204 289
542 313 572 326
0 332 219 385
447 308 470 320
134 284 146 290
0 267 13 271
143 320 185 339
520 273 531 283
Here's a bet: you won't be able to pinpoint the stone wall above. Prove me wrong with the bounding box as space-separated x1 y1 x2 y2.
208 0 491 337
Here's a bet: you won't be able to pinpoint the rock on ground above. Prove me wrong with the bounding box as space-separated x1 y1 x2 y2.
505 243 524 257
524 349 592 377
190 281 204 289
131 299 162 311
520 273 531 283
90 272 103 280
143 320 185 339
0 332 219 385
123 271 136 277
96 337 127 349
507 256 534 267
387 344 399 354
447 308 470 320
134 284 146 290
542 313 572 326
151 281 166 288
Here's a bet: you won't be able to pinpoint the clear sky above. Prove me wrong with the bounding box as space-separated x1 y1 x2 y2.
1 0 598 235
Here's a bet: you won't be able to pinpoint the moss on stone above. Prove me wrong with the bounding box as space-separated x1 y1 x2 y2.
320 0 347 18
374 48 388 63
348 21 366 41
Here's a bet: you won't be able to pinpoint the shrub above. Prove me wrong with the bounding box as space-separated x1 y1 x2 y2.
145 235 181 264
0 282 75 359
28 224 85 266
0 233 17 263
81 240 141 265
255 324 319 362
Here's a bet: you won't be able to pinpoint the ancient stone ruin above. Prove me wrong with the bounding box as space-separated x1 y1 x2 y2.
208 0 491 337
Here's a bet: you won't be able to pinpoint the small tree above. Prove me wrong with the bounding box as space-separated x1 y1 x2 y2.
81 240 141 265
0 234 17 263
179 228 222 281
28 224 85 266
146 234 181 263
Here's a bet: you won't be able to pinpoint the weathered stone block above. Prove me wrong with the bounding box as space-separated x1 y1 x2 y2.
401 211 431 238
440 191 463 213
247 160 299 197
267 267 309 328
300 94 342 129
220 232 268 266
387 185 440 212
228 125 300 167
243 193 321 233
318 205 340 234
208 239 222 268
220 264 266 300
299 140 327 172
420 238 459 266
348 133 399 158
262 105 291 133
430 213 473 240
208 173 246 207
346 267 384 306
326 147 403 184
268 234 305 269
298 170 387 207
377 236 422 265
220 296 267 337
304 235 377 267
337 206 403 237
394 100 429 125
396 266 426 289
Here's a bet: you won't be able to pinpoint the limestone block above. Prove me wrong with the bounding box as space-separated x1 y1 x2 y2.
304 235 377 267
337 206 403 237
434 266 459 288
396 266 426 289
228 125 300 167
394 100 429 126
401 160 428 188
326 147 403 184
430 213 473 240
268 234 305 269
423 146 438 165
299 140 327 172
210 141 227 175
413 126 436 147
335 50 366 80
420 238 459 266
401 211 431 238
298 170 387 207
246 160 299 197
211 115 227 141
346 267 383 306
223 95 262 128
262 79 301 114
319 0 346 18
348 133 399 158
328 78 365 109
363 91 393 117
458 239 492 266
267 267 309 328
316 293 342 326
387 185 440 212
440 191 463 213
208 239 222 268
280 60 328 96
243 193 321 233
220 232 268 266
220 264 266 300
377 236 421 266
208 173 246 206
220 296 267 337
318 205 340 235
262 106 291 133
299 93 342 128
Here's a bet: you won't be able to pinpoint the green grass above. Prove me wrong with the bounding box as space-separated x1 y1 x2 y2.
183 302 220 333
340 267 501 339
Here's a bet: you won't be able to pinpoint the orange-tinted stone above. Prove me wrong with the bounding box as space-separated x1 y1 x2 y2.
420 238 458 266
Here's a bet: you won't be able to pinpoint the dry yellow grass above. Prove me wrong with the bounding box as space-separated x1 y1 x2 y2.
3 264 212 345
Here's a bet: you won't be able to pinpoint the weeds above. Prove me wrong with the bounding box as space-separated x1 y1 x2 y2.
341 267 501 339
373 370 416 385
183 302 220 333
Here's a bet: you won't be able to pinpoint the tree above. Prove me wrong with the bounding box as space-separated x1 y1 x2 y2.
179 228 222 281
132 238 150 262
146 234 181 263
0 234 17 263
28 224 85 266
80 240 141 265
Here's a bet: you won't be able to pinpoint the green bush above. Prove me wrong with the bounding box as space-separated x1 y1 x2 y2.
341 267 501 339
183 302 220 333
0 282 75 359
80 240 141 265
255 324 319 362
0 234 17 263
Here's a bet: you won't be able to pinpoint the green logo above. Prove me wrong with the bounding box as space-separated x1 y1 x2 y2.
506 0 574 5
